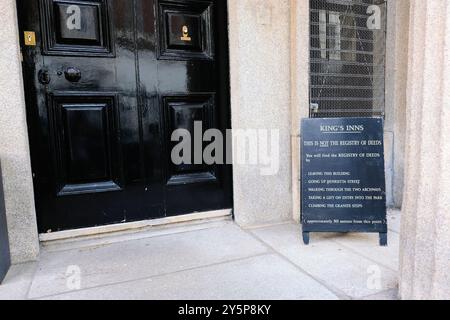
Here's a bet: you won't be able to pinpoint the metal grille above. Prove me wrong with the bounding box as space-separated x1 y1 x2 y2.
309 0 387 118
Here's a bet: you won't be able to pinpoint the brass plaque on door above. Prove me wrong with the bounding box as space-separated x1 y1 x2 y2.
24 31 36 46
180 25 192 42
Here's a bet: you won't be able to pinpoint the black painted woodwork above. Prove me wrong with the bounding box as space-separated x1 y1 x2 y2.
158 0 214 60
40 0 114 56
0 163 11 283
17 0 232 233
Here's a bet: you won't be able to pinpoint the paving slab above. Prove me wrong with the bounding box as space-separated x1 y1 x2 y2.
44 254 338 300
250 223 398 299
333 231 399 271
0 262 37 300
28 222 268 299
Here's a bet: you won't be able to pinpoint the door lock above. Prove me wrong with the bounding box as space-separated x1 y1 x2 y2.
38 69 51 85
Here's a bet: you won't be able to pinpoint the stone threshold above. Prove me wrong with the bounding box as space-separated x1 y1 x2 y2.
39 209 233 243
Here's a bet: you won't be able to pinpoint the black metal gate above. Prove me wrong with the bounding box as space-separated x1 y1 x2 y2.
309 0 387 118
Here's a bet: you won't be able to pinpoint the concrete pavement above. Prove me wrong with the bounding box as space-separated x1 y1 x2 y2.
0 210 400 300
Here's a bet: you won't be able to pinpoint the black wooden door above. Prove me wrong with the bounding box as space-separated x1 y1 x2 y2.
18 0 232 233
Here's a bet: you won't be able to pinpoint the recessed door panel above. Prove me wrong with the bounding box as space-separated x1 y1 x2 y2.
163 95 217 186
40 0 113 56
54 2 101 44
158 0 213 60
49 94 121 196
167 13 202 50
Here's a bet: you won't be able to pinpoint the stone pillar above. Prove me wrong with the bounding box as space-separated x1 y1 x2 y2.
385 0 410 209
0 0 39 263
391 0 410 209
399 0 450 300
290 0 310 222
228 0 292 226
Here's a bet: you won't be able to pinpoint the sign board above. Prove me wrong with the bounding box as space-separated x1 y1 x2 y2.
301 118 387 246
0 162 11 283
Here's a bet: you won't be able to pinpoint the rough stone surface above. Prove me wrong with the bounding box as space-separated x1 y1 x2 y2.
391 0 410 209
399 0 450 300
0 0 39 264
385 0 409 209
384 132 394 207
384 6 395 206
228 0 293 226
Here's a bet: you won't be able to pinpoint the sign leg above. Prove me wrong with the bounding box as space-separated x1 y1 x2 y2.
379 232 388 246
303 232 310 245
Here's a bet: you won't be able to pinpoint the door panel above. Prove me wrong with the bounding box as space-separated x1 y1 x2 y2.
163 94 217 186
18 0 232 233
153 0 230 216
48 93 122 196
158 0 214 60
40 0 114 56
